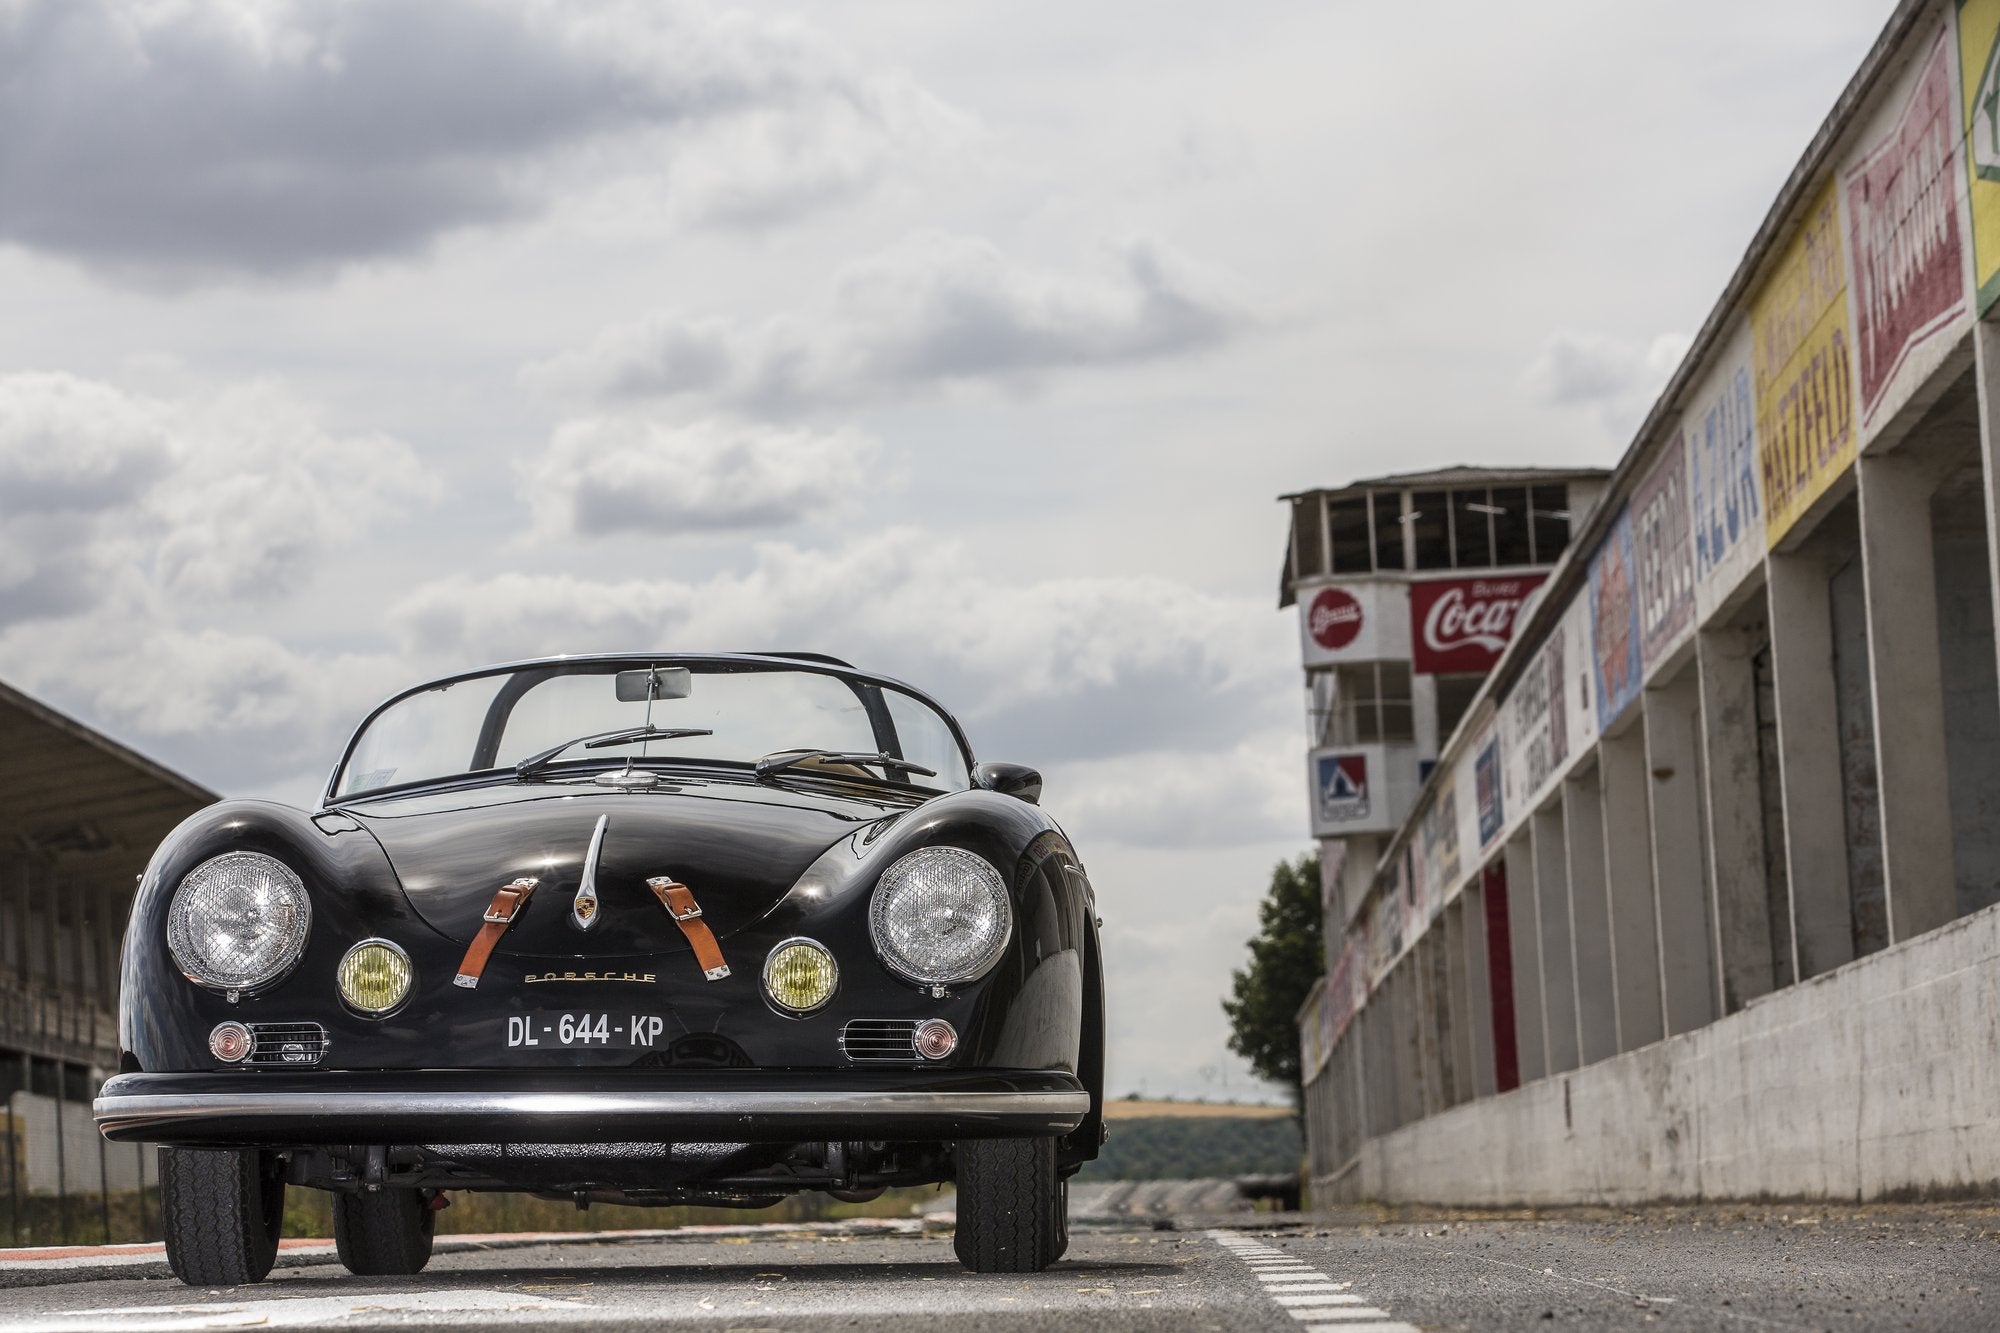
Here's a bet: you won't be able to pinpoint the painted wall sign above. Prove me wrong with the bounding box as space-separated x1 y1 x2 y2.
1503 627 1570 813
1408 573 1549 675
1960 0 2000 313
1588 505 1644 730
1421 779 1462 897
1687 331 1765 619
1750 176 1855 547
1315 751 1370 825
1846 26 1967 429
1474 725 1505 849
1295 579 1409 667
1324 934 1364 1051
1632 433 1695 670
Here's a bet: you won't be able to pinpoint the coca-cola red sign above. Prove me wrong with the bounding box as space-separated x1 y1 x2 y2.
1409 574 1547 674
1306 587 1364 651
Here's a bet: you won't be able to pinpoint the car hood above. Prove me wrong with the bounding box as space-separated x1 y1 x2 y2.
345 778 899 958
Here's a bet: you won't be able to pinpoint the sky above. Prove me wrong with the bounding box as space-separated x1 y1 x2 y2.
0 0 1896 1100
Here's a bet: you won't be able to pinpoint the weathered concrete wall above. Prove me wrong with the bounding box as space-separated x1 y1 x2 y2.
1318 899 2000 1205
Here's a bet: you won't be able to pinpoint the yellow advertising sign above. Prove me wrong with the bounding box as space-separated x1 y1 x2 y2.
1959 0 2000 312
1750 177 1855 548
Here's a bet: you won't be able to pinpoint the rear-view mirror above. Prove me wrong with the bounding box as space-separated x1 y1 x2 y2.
615 666 693 703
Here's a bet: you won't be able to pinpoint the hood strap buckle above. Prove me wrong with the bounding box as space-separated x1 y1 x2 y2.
647 876 731 981
454 877 538 989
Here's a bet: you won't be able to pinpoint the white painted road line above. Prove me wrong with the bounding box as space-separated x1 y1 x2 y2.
0 1290 598 1331
1207 1230 1418 1333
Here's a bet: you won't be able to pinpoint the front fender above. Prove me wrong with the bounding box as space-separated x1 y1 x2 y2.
756 788 1096 1072
119 800 438 1070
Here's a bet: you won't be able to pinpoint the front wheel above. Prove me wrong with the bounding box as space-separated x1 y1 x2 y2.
159 1147 285 1286
952 1136 1063 1273
333 1188 435 1276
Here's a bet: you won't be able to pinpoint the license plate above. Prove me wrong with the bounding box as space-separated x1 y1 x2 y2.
505 1013 667 1049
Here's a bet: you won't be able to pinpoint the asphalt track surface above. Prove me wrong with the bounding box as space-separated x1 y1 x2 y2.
0 1203 1996 1330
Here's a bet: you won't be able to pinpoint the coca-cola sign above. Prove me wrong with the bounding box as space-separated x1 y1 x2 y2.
1409 574 1548 675
1306 587 1364 651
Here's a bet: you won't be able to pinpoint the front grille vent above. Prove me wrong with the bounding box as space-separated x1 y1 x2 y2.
245 1022 329 1067
839 1019 918 1064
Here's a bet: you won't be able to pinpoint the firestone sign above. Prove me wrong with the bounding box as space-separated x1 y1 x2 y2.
1407 574 1548 675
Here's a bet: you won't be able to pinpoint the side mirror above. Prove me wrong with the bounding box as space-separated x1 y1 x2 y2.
973 761 1042 805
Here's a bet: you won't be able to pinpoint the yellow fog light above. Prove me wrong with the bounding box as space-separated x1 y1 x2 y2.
337 939 413 1015
763 938 838 1014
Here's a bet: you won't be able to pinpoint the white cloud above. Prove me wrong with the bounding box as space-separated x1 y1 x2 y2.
0 0 958 281
0 371 431 625
1524 329 1693 442
526 232 1248 410
523 416 880 538
385 529 1293 768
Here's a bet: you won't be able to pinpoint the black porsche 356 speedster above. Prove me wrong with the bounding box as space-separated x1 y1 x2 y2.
94 653 1103 1284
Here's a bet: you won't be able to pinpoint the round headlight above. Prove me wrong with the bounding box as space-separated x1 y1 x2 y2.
868 846 1011 988
763 938 838 1013
166 852 312 993
337 939 413 1015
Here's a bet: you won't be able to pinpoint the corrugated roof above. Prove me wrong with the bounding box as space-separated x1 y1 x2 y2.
1278 464 1608 501
0 677 216 863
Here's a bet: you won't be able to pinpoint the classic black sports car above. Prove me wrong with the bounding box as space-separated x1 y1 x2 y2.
95 653 1103 1284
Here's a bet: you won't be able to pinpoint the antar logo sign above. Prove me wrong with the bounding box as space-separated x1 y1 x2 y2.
1409 575 1547 675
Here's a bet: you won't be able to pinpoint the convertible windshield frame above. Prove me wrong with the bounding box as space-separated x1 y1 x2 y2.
323 653 977 808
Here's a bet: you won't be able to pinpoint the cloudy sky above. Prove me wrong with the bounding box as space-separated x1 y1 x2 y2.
0 0 1893 1099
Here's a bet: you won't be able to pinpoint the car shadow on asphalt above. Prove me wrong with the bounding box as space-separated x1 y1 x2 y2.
253 1255 1188 1294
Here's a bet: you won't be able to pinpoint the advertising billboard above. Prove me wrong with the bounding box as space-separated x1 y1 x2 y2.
1750 176 1855 548
1295 579 1410 668
1588 505 1644 730
1407 573 1548 675
1959 0 2000 313
1632 433 1695 671
1845 24 1968 433
1686 327 1766 621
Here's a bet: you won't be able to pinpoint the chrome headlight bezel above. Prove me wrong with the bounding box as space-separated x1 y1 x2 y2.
165 851 313 995
336 937 415 1016
867 845 1013 989
762 936 840 1015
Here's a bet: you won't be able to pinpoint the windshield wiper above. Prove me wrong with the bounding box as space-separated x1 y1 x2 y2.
754 750 937 785
515 726 714 778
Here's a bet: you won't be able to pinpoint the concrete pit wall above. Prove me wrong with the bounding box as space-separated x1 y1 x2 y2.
1318 898 2000 1206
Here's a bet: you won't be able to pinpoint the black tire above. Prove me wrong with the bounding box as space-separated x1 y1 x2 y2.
160 1146 285 1287
333 1188 436 1276
953 1136 1062 1273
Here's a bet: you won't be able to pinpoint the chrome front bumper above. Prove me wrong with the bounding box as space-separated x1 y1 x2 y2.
94 1070 1090 1145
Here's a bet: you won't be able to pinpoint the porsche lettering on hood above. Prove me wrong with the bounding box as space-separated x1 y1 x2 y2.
350 784 871 959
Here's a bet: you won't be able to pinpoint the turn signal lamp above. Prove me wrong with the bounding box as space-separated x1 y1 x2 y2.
337 939 413 1015
209 1021 252 1063
914 1018 957 1060
763 938 838 1014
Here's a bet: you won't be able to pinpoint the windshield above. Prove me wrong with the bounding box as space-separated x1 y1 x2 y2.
333 659 973 800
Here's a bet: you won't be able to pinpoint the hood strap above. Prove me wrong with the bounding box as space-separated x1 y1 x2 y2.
453 877 539 989
647 876 732 981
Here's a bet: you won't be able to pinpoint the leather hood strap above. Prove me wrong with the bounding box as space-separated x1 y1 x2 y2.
648 876 731 981
453 877 538 989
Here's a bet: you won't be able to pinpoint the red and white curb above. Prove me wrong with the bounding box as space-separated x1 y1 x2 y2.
1208 1230 1417 1332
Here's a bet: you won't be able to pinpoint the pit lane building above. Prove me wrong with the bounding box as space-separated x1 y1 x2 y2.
1292 0 2000 1203
0 679 215 1241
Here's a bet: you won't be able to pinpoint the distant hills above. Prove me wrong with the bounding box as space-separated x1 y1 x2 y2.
1079 1109 1301 1182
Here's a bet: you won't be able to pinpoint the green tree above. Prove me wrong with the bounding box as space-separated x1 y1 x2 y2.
1222 852 1323 1107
